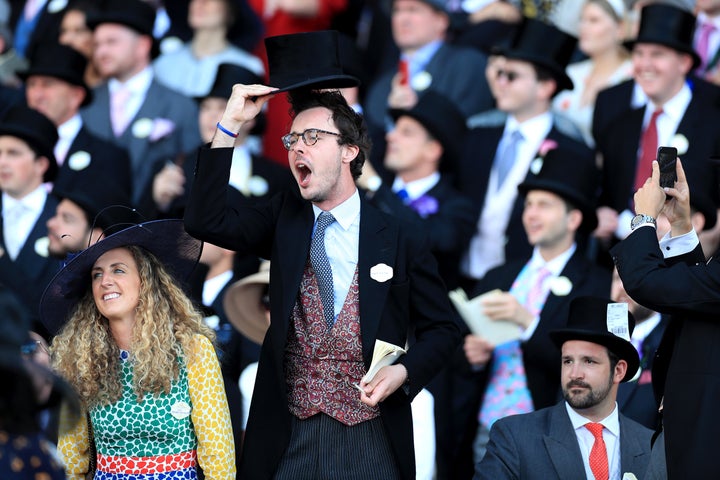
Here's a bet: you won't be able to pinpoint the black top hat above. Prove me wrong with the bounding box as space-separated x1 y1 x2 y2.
625 4 700 69
518 146 599 232
389 90 467 166
39 219 202 335
550 296 639 382
494 18 576 92
18 43 92 107
197 63 264 102
87 0 159 58
0 106 58 182
265 30 360 93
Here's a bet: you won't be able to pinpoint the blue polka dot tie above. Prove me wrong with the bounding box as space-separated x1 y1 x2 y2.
311 212 336 329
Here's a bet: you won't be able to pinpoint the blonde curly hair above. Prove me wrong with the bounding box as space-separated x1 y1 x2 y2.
51 245 215 407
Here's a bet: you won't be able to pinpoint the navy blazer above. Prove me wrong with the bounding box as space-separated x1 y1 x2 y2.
611 227 720 478
476 401 653 479
366 176 477 290
184 146 461 480
0 194 59 334
457 124 595 273
81 80 200 205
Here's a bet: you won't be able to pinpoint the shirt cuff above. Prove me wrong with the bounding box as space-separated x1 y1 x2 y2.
520 315 540 341
658 228 698 258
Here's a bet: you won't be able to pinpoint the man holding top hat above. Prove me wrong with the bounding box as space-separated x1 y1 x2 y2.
184 30 461 480
476 296 653 480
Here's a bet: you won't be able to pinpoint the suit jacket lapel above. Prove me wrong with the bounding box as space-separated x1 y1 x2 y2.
357 201 394 363
544 403 587 479
619 415 649 474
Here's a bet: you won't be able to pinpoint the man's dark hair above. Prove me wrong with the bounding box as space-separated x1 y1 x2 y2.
288 89 371 180
532 64 560 98
607 348 620 373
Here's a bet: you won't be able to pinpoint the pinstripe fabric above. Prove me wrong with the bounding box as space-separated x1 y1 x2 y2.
274 414 401 480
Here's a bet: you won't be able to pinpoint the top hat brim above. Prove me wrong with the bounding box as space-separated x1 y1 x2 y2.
518 178 598 232
39 219 202 336
493 47 574 92
624 38 701 69
17 68 93 107
223 269 270 345
389 107 464 164
269 74 360 94
0 124 57 182
549 329 640 382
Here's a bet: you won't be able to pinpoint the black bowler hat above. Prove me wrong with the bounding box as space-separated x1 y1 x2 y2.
87 0 160 58
18 43 92 107
197 63 264 102
518 145 599 232
625 4 699 69
389 90 467 167
40 219 202 335
0 106 58 182
265 30 359 93
550 296 639 382
495 18 576 92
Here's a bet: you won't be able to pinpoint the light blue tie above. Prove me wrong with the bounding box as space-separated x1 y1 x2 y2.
310 212 336 329
495 130 523 188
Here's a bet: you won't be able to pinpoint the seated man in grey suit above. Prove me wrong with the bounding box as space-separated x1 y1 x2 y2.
476 296 652 480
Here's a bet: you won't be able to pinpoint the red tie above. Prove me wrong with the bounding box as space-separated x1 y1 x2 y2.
634 108 662 192
585 422 609 480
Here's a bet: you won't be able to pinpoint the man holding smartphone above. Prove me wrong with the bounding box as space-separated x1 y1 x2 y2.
611 158 720 478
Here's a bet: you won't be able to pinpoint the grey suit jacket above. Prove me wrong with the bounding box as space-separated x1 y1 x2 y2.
475 402 652 479
81 79 200 205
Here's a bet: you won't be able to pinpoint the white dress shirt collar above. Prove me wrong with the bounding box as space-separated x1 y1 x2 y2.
313 189 361 232
109 66 154 96
391 172 440 200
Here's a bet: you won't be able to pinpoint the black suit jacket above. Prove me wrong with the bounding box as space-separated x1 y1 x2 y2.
611 227 720 478
617 314 668 430
184 146 461 480
53 126 133 203
366 177 477 290
597 92 720 213
457 125 596 275
9 0 65 60
476 401 653 480
0 194 59 335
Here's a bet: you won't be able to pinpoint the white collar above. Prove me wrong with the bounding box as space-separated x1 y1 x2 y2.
527 243 577 277
650 82 691 123
632 311 662 344
391 172 441 200
57 114 83 141
2 185 47 214
566 401 621 438
312 189 361 232
109 66 153 96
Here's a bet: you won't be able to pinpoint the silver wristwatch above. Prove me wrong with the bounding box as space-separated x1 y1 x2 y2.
630 213 657 230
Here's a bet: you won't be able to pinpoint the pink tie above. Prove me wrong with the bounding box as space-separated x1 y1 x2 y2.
24 0 41 20
697 21 717 73
111 86 132 137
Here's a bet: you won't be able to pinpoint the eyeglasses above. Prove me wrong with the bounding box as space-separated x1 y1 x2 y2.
496 69 526 82
21 340 50 356
281 128 341 151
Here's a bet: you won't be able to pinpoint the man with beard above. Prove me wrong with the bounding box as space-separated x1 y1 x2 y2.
475 296 652 480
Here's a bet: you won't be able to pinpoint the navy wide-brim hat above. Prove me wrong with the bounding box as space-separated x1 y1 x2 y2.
494 18 576 92
550 296 639 382
0 105 58 182
389 90 467 169
18 43 93 107
265 30 360 94
624 3 700 69
39 220 202 336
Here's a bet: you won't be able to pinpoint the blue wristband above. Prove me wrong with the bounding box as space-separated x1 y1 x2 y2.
216 122 238 138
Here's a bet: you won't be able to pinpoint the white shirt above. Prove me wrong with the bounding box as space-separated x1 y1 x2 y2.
517 244 576 341
312 190 361 318
229 146 252 195
202 269 233 307
391 172 440 200
462 111 553 279
108 67 154 129
2 186 47 260
55 114 83 166
566 402 622 480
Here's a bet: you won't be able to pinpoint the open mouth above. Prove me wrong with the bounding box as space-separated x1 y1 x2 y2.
103 293 120 301
295 161 312 188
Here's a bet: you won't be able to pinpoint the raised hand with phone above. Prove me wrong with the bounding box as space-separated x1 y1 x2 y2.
634 157 692 238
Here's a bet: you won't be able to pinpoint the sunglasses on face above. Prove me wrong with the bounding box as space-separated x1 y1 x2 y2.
496 69 525 82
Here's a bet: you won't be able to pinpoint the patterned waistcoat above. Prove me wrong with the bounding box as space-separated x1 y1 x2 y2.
285 261 380 426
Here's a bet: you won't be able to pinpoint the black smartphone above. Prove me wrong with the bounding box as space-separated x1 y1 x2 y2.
657 146 677 190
